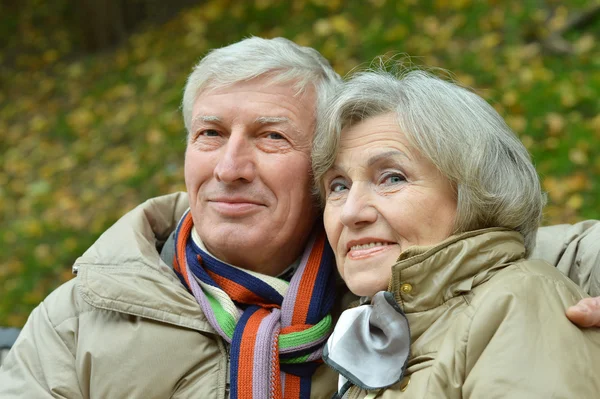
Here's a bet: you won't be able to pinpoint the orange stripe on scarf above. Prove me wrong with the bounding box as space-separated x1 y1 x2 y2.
174 213 194 288
237 309 269 399
207 270 281 309
284 374 301 399
280 324 312 334
290 234 324 325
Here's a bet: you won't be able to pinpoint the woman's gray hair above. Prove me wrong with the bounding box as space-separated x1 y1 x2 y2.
313 69 546 254
182 36 341 140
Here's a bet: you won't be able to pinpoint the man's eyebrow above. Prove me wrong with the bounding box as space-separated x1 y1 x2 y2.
255 116 290 124
255 116 302 135
367 150 410 167
191 115 221 130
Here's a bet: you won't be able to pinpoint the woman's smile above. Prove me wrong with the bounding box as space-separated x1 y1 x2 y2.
346 241 399 260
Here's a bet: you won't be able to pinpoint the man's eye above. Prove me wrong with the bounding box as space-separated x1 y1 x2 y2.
201 129 220 137
266 132 284 140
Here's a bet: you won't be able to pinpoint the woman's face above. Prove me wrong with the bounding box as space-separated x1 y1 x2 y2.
323 113 457 297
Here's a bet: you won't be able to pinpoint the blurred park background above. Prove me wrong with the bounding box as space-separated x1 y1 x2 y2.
1 0 599 327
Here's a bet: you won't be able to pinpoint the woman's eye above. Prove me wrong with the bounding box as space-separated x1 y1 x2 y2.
329 179 348 193
382 173 406 185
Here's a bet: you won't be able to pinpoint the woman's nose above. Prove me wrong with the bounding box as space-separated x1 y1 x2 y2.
339 184 377 228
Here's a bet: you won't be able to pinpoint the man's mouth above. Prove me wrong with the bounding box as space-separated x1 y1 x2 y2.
209 197 265 216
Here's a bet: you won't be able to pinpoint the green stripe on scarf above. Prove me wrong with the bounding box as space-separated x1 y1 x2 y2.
206 292 237 338
279 315 333 349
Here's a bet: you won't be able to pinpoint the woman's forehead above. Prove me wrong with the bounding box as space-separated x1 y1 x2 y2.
337 114 414 160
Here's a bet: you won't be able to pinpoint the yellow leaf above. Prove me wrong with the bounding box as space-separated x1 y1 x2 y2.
548 6 569 32
568 148 588 165
574 34 595 54
146 128 164 145
505 115 526 133
63 237 79 252
480 32 501 49
502 90 518 107
34 244 51 261
520 135 534 149
545 112 565 136
23 219 43 238
564 173 590 191
254 0 273 10
67 108 94 131
331 15 353 35
67 63 84 78
384 25 408 42
423 16 440 36
202 0 224 21
313 19 333 37
543 177 567 202
30 115 49 133
293 33 312 47
368 0 386 7
43 49 59 64
565 194 583 210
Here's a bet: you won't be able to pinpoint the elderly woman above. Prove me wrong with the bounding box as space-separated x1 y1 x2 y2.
313 69 600 398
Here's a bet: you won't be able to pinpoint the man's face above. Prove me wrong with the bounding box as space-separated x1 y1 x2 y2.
184 76 319 275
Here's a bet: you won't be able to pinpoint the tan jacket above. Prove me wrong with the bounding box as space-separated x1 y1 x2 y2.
344 229 600 399
531 220 600 297
0 193 339 398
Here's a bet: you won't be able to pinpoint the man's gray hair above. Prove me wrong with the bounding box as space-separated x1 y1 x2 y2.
182 36 341 140
313 69 546 254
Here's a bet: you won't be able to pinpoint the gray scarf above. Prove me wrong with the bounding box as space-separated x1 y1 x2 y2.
323 291 411 396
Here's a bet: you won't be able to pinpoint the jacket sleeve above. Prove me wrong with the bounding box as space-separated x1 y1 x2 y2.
0 301 82 398
531 220 600 296
462 265 600 399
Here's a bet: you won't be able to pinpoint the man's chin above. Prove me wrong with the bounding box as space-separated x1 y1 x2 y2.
200 229 266 259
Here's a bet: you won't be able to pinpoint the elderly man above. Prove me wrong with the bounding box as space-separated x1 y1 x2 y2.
0 37 599 398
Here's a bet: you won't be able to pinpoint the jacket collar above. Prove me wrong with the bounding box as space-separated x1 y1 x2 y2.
73 192 217 333
388 228 526 314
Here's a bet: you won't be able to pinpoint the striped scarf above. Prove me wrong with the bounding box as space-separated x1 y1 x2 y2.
173 210 336 399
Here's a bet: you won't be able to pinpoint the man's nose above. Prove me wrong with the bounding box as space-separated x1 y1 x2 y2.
213 133 256 183
339 183 377 228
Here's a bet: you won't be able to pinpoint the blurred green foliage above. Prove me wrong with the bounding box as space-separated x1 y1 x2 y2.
1 0 599 326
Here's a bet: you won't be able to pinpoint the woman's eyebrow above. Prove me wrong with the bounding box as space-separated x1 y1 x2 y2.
367 150 410 167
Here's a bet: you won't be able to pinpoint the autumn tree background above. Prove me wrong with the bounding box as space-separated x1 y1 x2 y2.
1 0 599 326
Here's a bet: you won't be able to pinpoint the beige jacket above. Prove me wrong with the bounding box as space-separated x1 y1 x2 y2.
0 192 598 398
531 220 600 297
0 193 339 398
344 229 600 399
